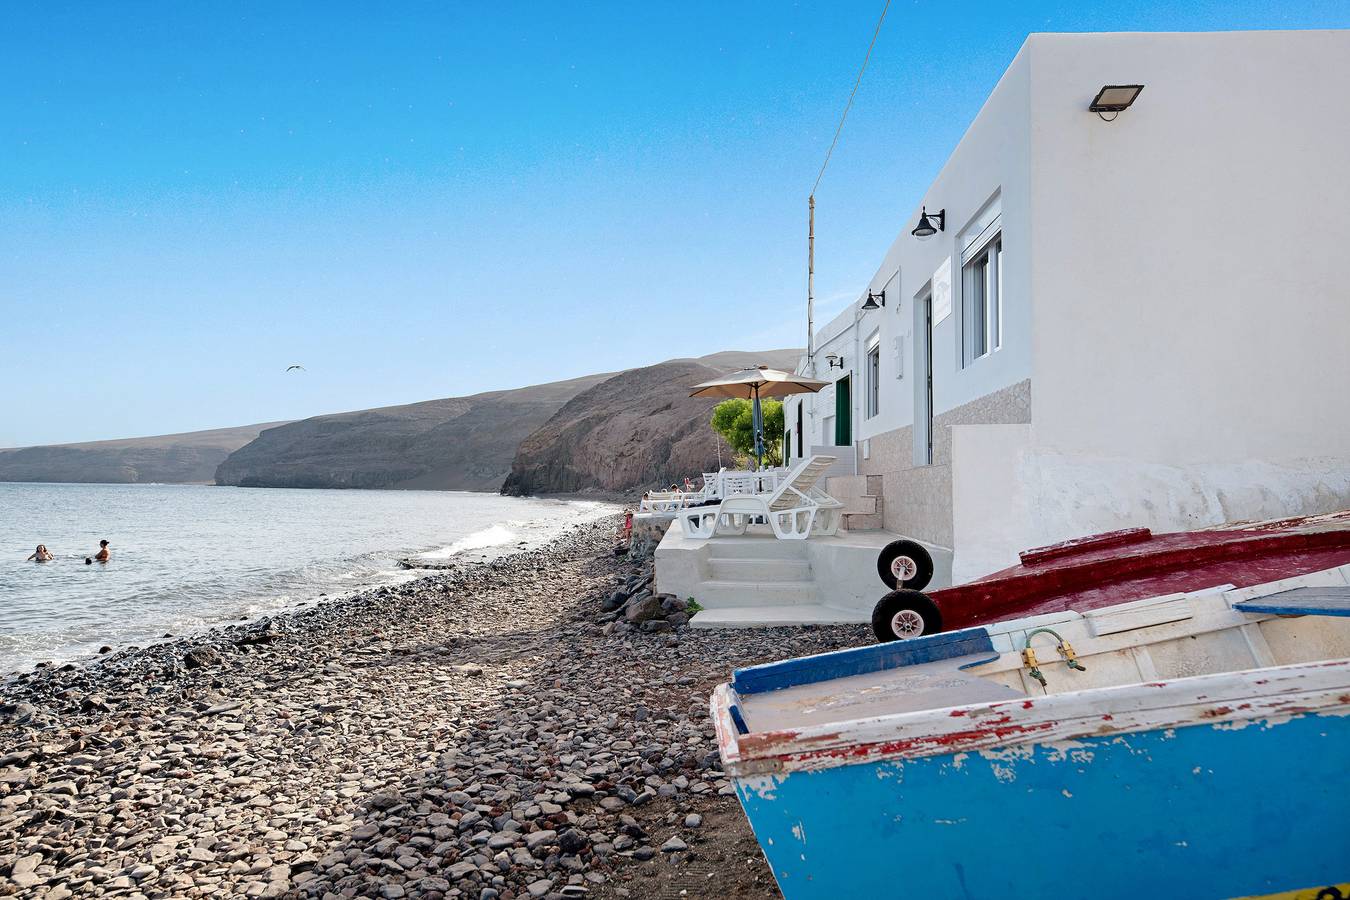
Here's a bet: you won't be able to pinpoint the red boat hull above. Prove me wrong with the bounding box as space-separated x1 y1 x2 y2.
929 514 1350 632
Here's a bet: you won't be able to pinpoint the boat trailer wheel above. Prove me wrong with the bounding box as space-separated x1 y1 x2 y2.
871 589 943 643
876 539 935 591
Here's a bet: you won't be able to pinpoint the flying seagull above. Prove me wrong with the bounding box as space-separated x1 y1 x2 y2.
286 365 306 372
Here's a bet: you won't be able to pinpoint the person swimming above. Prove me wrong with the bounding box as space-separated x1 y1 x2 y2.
94 539 111 563
27 544 55 562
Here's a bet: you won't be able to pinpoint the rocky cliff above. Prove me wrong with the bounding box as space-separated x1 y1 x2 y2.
501 349 802 496
0 423 286 485
213 374 613 491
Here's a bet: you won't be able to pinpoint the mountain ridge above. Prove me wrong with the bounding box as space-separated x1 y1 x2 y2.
2 348 804 494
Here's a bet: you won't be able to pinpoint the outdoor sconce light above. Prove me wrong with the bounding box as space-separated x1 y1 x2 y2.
825 353 844 369
1089 84 1144 121
861 290 886 311
911 206 945 240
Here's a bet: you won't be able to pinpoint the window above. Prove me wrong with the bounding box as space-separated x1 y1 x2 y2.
962 233 1001 366
865 341 880 418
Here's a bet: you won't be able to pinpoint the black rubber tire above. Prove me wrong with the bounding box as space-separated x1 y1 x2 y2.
876 539 935 590
871 590 943 642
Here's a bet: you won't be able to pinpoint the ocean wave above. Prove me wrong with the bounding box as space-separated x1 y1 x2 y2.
417 524 518 560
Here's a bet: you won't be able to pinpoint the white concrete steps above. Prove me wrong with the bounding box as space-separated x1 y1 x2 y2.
698 538 808 560
707 558 813 582
691 604 867 629
695 579 817 608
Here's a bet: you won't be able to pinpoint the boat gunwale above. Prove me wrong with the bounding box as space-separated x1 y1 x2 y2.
712 657 1350 777
931 528 1350 619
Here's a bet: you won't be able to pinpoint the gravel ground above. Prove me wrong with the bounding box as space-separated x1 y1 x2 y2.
1 515 870 899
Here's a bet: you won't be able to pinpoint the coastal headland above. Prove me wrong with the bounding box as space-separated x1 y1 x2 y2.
0 515 867 899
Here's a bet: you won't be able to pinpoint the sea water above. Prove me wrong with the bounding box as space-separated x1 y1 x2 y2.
0 482 616 673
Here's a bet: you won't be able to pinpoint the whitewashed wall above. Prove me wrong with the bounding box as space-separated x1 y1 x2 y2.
950 30 1350 579
1029 30 1350 467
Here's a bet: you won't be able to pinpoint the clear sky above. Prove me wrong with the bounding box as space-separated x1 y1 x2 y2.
4 1 1347 447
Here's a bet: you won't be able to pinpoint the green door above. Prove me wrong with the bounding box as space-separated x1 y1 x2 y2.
834 375 851 446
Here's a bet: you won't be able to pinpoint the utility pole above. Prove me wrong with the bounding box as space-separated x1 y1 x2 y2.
807 194 816 378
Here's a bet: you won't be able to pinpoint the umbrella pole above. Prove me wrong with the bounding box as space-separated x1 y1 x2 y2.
752 384 764 470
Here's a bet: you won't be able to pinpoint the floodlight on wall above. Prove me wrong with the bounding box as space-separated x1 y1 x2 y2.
861 290 886 311
911 206 945 240
1089 84 1144 121
825 353 844 369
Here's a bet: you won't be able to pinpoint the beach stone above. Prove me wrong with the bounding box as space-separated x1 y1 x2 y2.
524 829 557 852
446 860 478 880
557 828 588 855
183 646 222 669
624 595 663 624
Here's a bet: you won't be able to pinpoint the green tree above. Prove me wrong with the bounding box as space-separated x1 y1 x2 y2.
710 398 784 467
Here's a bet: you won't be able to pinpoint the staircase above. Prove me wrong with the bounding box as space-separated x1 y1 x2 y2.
696 538 817 609
655 520 953 630
827 474 886 532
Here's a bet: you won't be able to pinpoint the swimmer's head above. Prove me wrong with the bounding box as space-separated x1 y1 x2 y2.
85 557 93 565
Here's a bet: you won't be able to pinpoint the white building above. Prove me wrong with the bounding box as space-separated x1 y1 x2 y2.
784 30 1350 584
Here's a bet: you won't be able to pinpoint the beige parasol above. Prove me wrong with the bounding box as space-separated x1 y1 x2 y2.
690 366 828 466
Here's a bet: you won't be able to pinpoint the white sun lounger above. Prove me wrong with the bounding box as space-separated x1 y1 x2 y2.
678 455 843 540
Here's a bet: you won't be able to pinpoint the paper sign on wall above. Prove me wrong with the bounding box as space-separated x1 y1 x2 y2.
932 257 952 323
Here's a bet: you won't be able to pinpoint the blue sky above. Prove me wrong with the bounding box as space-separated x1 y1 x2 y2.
4 1 1347 447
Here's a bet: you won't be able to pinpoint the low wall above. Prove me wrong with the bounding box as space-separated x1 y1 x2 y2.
950 423 1350 583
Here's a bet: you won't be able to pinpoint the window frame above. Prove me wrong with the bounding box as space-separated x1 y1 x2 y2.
961 229 1002 367
865 339 881 419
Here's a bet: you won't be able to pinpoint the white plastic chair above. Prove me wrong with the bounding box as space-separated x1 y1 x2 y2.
678 455 843 540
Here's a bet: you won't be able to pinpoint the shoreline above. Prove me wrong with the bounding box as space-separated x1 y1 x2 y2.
0 515 869 899
1 495 622 678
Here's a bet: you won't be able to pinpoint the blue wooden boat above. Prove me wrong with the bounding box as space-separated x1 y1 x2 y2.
712 567 1350 899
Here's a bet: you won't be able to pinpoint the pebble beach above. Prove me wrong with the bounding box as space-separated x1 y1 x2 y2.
0 514 869 899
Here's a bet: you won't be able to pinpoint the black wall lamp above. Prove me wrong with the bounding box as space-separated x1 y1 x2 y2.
861 289 886 311
825 353 844 369
911 206 945 240
1089 84 1144 121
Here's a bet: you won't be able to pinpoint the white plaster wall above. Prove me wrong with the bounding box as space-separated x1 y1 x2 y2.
1018 451 1350 545
948 31 1350 582
857 43 1035 441
800 46 1036 450
799 305 861 450
950 424 1033 582
952 425 1350 584
1027 30 1350 466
